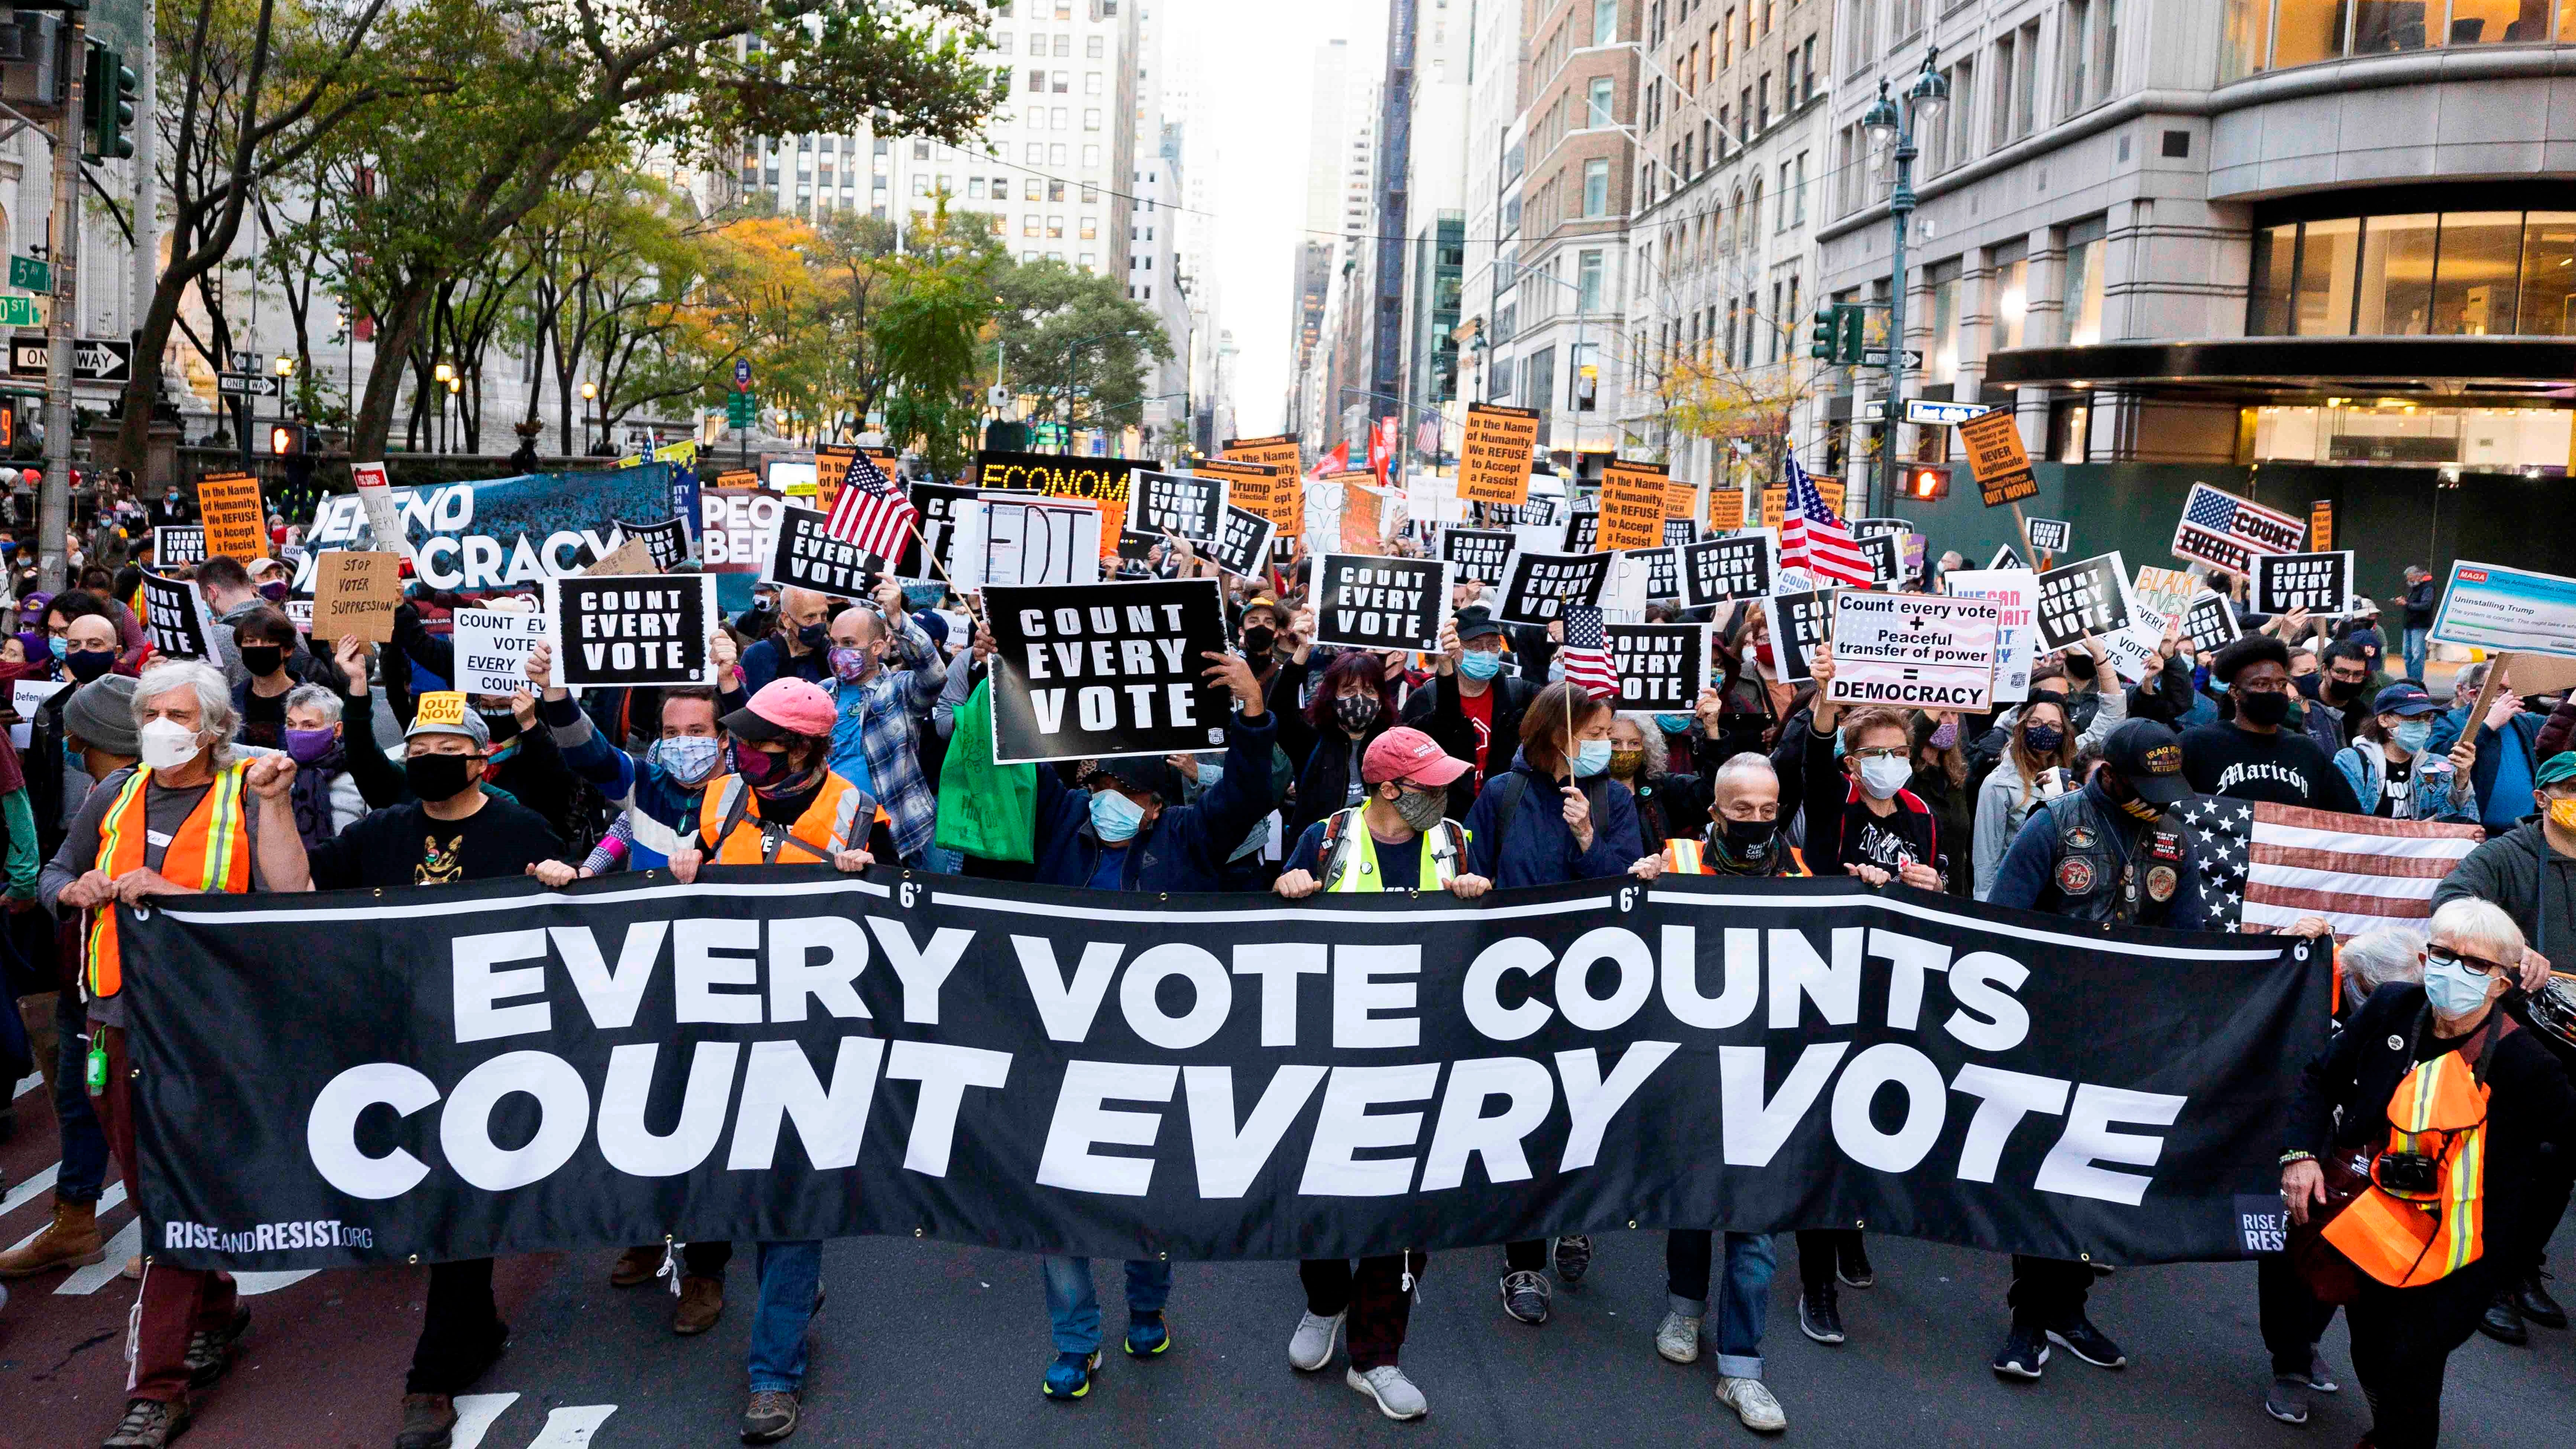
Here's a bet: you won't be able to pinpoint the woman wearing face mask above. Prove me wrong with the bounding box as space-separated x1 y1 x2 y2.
1972 693 2079 899
1272 649 1398 850
278 684 366 847
2337 684 2481 823
1608 711 1702 850
660 678 882 884
226 606 334 750
2281 898 2576 1449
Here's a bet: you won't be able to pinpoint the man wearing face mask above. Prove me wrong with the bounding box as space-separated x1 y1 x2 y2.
193 556 288 690
145 484 192 531
819 579 948 868
1404 606 1537 820
1235 593 1287 687
2183 636 2363 813
739 586 834 693
225 606 337 750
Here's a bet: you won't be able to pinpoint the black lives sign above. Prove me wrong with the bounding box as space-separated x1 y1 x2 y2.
983 579 1232 765
1495 550 1612 626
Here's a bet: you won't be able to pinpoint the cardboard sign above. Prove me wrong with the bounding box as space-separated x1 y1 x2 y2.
1827 592 2004 711
1679 531 1779 609
983 578 1232 765
350 460 403 556
765 504 879 599
951 496 1106 591
1137 468 1228 544
1440 528 1515 586
1956 407 2037 507
2252 550 2355 616
1337 479 1387 555
1197 457 1293 538
1857 532 1905 587
1707 487 1746 532
1458 403 1541 506
2308 499 2334 551
1758 589 1833 684
2034 551 2135 653
2429 560 2576 657
546 573 717 687
2025 518 2072 553
9 677 67 749
1944 568 2041 704
974 450 1138 557
2183 591 2243 655
1313 554 1452 653
195 471 267 561
451 606 555 698
1208 505 1278 580
2465 651 2576 736
1604 621 1713 710
1662 516 1699 548
1597 461 1667 552
311 550 401 642
1494 550 1613 626
581 536 661 578
615 516 691 573
140 571 216 659
153 525 206 568
1561 510 1600 554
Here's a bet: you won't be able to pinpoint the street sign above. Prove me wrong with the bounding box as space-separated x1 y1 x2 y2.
1861 348 1924 369
217 372 282 398
8 256 50 293
7 334 132 383
733 358 753 387
1902 398 1989 427
0 296 39 328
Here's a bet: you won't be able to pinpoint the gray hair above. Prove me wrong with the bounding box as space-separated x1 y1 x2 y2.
2455 660 2490 698
284 684 345 724
2340 927 2425 999
133 659 240 764
1613 713 1672 784
2429 897 2525 965
1711 749 1779 798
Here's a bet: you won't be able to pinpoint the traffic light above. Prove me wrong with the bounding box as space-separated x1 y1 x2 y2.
81 43 135 161
1807 304 1865 364
726 391 756 428
269 421 309 457
1901 463 1951 502
1810 307 1837 362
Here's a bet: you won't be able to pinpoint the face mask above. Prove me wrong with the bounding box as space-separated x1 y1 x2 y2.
2238 690 2293 727
2063 654 2098 681
1607 747 1645 779
2324 677 2361 703
1089 787 1146 843
258 581 290 603
2549 797 2576 833
239 645 284 678
403 752 476 801
283 727 339 765
2391 719 2432 753
796 622 830 650
1717 815 1777 860
2022 723 2064 755
651 735 723 786
830 646 875 684
1571 739 1613 778
476 707 522 743
2422 951 2495 1018
733 743 786 784
1459 648 1504 680
1857 756 1912 799
1334 693 1380 732
1241 625 1276 657
1928 720 1959 751
1392 787 1447 832
1655 713 1693 736
137 718 204 771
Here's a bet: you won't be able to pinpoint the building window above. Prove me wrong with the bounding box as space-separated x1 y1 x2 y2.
1593 0 1620 46
1085 70 1103 94
1083 108 1101 130
1991 240 2030 351
1087 34 1104 58
1926 258 1962 383
1801 36 1818 101
1023 216 1041 237
1578 249 1606 310
2059 0 2119 117
911 175 928 196
1047 215 1065 238
1080 216 1098 239
2252 207 2576 338
1588 77 1615 127
1047 179 1066 201
2062 216 2108 346
1583 158 1610 217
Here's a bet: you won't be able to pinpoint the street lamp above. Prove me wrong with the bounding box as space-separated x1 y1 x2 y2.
1860 49 1949 517
580 380 600 453
1060 329 1142 456
444 373 463 454
272 352 297 431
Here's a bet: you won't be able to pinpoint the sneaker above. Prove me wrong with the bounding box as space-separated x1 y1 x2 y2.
2263 1375 2311 1426
740 1388 801 1443
610 1244 664 1287
2046 1316 2127 1369
1718 1375 1788 1433
2307 1351 2339 1394
1123 1312 1171 1358
1346 1364 1428 1421
674 1274 725 1335
1553 1235 1593 1285
395 1393 458 1449
101 1398 189 1449
1655 1310 1702 1364
1836 1238 1876 1289
1797 1284 1844 1345
1288 1310 1343 1371
1991 1323 2050 1380
2479 1290 2529 1345
2517 1270 2568 1330
1041 1349 1100 1400
183 1305 252 1388
1499 1269 1550 1325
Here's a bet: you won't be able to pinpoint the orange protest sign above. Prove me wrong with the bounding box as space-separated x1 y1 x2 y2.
815 446 858 510
1459 403 1541 506
1221 434 1303 478
2309 499 2333 551
1197 456 1297 536
1598 460 1668 551
1333 475 1384 555
1663 478 1699 520
1956 407 2038 507
195 471 267 562
1707 487 1746 532
1761 477 1845 526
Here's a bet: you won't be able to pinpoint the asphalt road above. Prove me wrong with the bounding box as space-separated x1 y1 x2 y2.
4 1066 2572 1448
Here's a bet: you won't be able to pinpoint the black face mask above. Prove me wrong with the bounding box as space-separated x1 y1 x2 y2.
2063 653 2098 681
2238 690 2293 727
1716 816 1778 859
403 753 476 802
1241 625 1276 658
239 645 284 678
2324 677 2363 703
64 648 115 683
797 622 830 650
476 707 522 742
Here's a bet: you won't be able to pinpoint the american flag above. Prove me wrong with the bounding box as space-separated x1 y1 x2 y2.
2171 483 2306 573
1777 457 1873 588
824 449 919 560
1559 604 1619 700
2174 795 2484 937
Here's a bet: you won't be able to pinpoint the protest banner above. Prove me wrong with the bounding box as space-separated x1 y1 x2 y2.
1561 509 1600 554
349 460 403 556
1678 531 1778 609
311 550 402 643
1220 432 1302 478
1663 516 1699 549
983 578 1232 764
450 607 554 697
615 516 691 573
1208 505 1278 580
1440 527 1515 586
1990 544 2029 571
1313 555 1452 653
140 571 215 659
2170 483 2306 573
700 485 786 609
1495 550 1613 626
2308 499 2333 551
195 471 267 561
581 537 659 578
2034 552 2134 653
2025 518 2072 554
1943 569 2040 704
1857 532 1905 587
1138 469 1228 544
951 496 1106 591
2251 551 2355 617
1826 592 2003 710
974 450 1138 557
2428 560 2576 657
2184 591 2243 655
1597 461 1667 552
1707 486 1746 533
2133 565 2199 621
8 677 66 749
1197 457 1293 538
1759 588 1833 684
545 574 717 688
300 464 679 594
1956 407 2038 506
1605 621 1711 710
153 525 206 568
1459 403 1541 506
765 505 880 599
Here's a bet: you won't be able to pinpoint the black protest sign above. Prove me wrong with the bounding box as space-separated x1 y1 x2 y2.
1990 543 2029 571
1852 517 1914 539
1209 505 1277 579
898 482 982 580
1314 554 1452 653
1605 621 1711 709
1663 516 1699 548
984 578 1231 764
1440 527 1516 586
1858 532 1905 586
616 517 691 573
1138 469 1227 544
140 571 214 659
1495 550 1613 625
1679 532 1777 609
154 525 206 568
2184 591 2242 654
2252 551 2354 616
1625 545 1681 602
1115 529 1180 579
548 574 716 687
1561 509 1600 554
1758 588 1833 684
2035 552 2135 653
2025 518 2073 553
1516 496 1560 527
764 505 880 600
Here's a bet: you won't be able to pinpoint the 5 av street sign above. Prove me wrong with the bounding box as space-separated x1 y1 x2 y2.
7 334 134 383
8 256 50 292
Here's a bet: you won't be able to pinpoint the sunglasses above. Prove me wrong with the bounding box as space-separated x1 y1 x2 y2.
2427 944 2510 979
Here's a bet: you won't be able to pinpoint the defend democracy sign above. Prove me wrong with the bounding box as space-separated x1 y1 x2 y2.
982 578 1233 764
120 870 2323 1271
1827 593 2003 711
297 465 681 594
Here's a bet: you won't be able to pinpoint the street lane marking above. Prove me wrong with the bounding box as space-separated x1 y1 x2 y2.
58 1215 142 1294
0 1161 60 1218
234 1270 318 1296
525 1405 619 1446
450 1392 521 1449
7 1179 120 1253
12 1071 39 1099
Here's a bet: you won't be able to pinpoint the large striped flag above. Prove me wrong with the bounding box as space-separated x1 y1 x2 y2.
824 449 919 561
2177 795 2485 937
1777 456 1872 588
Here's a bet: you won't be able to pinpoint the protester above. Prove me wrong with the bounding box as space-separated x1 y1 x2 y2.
1971 691 2077 900
2182 636 2363 812
818 578 948 867
740 586 834 691
278 682 368 846
193 556 278 688
1270 639 1396 849
1906 712 1974 898
1402 606 1536 820
2401 565 2437 683
2300 642 2381 749
228 605 335 749
539 641 746 876
2335 684 2479 822
2426 658 2548 838
664 678 882 881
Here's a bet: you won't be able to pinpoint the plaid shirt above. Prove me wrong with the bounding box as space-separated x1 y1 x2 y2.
826 617 948 860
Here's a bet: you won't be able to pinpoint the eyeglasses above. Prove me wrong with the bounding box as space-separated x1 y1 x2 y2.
2427 944 2509 979
1847 746 1906 762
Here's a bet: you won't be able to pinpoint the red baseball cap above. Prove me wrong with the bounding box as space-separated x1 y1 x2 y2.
724 678 838 742
1361 726 1471 788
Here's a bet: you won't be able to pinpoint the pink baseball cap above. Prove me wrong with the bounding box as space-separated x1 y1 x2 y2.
1362 726 1471 788
724 678 838 742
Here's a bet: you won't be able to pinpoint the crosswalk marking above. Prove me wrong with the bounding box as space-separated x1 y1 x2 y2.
12 1070 39 1099
58 1215 142 1294
0 1161 60 1218
448 1392 522 1449
233 1269 318 1296
7 1179 121 1254
525 1404 619 1446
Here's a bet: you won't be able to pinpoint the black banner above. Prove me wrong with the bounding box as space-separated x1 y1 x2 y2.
1209 505 1276 580
1138 469 1227 544
764 505 878 599
1314 554 1451 653
1680 534 1775 609
122 871 2324 1272
984 578 1230 764
2035 553 2132 652
1495 550 1612 626
548 574 715 687
1561 509 1600 554
1606 621 1709 709
140 571 214 660
617 516 692 574
1440 528 1515 586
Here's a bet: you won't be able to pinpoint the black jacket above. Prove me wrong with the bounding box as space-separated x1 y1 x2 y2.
2433 820 2576 963
1403 670 1539 821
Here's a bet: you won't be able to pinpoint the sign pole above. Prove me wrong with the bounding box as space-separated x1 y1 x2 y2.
2008 501 2041 569
37 12 85 596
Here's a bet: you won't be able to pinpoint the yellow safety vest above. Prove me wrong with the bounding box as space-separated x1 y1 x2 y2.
1321 808 1464 892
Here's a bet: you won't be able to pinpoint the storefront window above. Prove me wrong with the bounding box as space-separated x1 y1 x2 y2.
2517 211 2576 334
2220 0 2271 78
2294 217 2360 335
2231 2 2563 74
2356 213 2438 334
2251 208 2576 336
2432 211 2524 334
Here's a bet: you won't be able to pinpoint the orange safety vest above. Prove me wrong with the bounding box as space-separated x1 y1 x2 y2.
1661 835 1809 877
694 772 871 865
2322 1026 2498 1289
85 761 255 999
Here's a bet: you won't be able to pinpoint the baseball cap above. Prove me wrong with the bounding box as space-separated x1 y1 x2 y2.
2537 751 2576 790
2371 683 2439 719
2103 719 2192 807
722 678 837 742
1362 726 1472 788
1091 755 1182 801
2351 596 2379 617
404 691 493 748
1239 593 1282 624
1454 604 1506 644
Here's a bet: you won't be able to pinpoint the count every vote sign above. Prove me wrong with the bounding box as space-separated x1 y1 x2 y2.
1826 591 2004 711
545 574 718 688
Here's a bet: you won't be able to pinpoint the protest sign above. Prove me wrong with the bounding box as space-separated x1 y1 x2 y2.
1678 531 1778 609
1597 461 1667 551
1605 621 1711 709
2308 499 2334 551
983 578 1231 764
814 445 859 509
1852 517 1914 539
1197 457 1293 539
1759 588 1833 684
1761 476 1845 527
1626 546 1681 603
765 458 819 497
140 571 215 659
1826 592 2004 710
700 486 786 591
1138 469 1228 544
300 465 678 594
714 469 760 490
1990 543 2029 571
1857 532 1905 587
2169 483 2306 573
974 450 1137 556
2251 551 2354 616
311 550 402 643
1707 486 1746 532
1512 495 1560 527
616 516 691 573
951 496 1106 591
1459 403 1541 506
1495 550 1613 626
1662 516 1699 548
2035 552 2134 653
545 574 716 687
888 481 979 581
10 678 67 748
2184 591 2243 655
1956 407 2037 506
153 525 205 568
1208 505 1277 579
2025 517 2071 554
1663 479 1697 521
195 471 266 561
1944 569 2040 704
2133 565 2199 621
450 607 555 697
581 537 659 578
1337 478 1387 554
349 460 403 556
1440 527 1515 586
2428 560 2576 657
285 600 314 633
1314 555 1451 654
1561 509 1600 554
765 505 879 599
1116 529 1178 577
1220 432 1302 477
2104 604 2172 687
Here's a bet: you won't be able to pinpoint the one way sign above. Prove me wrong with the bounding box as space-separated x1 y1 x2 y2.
8 334 133 383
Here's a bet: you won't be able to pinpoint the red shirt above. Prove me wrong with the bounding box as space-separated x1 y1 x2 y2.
1459 685 1495 781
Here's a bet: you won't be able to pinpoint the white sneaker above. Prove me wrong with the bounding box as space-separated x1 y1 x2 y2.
1719 1375 1787 1433
1655 1310 1702 1364
1288 1310 1343 1371
1347 1364 1428 1420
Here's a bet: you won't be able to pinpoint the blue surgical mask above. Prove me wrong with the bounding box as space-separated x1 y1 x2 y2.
1089 788 1146 843
651 734 723 786
2392 719 2432 753
1459 648 1503 681
1571 739 1613 777
2422 952 2493 1018
1655 713 1693 736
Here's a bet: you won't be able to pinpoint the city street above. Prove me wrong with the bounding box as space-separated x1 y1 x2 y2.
4 1068 2570 1448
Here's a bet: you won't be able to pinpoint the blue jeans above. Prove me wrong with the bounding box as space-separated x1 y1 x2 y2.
2404 626 2429 685
746 1241 824 1393
1665 1231 1777 1378
56 991 110 1202
1040 1256 1171 1355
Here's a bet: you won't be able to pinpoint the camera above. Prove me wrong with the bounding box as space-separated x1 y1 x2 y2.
2375 1150 2440 1197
